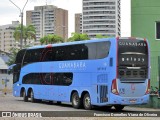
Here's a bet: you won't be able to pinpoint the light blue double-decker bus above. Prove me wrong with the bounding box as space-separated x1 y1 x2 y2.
12 37 150 110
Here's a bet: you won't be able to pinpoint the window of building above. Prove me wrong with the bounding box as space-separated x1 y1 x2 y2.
155 21 160 40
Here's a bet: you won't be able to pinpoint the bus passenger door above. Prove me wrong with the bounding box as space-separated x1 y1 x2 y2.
56 73 72 102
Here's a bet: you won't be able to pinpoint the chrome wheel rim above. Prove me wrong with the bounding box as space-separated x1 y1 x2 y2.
85 96 90 108
73 95 79 105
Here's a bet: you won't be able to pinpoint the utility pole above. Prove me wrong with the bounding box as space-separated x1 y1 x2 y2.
9 0 29 49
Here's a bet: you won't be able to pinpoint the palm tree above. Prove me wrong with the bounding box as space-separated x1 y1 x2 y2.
68 32 90 42
5 48 20 66
40 34 64 45
50 34 63 43
14 24 36 46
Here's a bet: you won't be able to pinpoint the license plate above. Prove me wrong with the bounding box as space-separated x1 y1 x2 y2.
129 99 136 103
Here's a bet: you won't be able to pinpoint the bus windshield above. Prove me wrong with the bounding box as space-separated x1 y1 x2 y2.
118 39 148 79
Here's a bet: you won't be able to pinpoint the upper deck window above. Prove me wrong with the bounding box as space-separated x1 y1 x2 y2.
21 41 111 66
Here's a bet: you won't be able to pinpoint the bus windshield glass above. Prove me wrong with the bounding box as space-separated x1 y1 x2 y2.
118 39 148 79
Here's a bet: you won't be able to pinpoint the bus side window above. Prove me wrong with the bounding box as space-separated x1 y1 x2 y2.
55 47 65 61
43 73 52 84
15 49 26 64
96 42 111 59
41 48 54 61
85 43 96 59
53 73 59 85
52 73 73 86
22 48 43 66
81 45 88 60
63 73 73 85
13 73 19 83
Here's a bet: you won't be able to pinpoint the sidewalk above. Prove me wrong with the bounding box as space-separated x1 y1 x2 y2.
0 89 12 97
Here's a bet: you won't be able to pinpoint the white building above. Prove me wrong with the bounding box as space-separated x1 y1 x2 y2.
82 0 121 38
0 21 19 53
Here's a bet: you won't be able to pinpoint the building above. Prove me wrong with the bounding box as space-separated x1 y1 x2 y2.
0 21 19 53
75 13 82 33
131 0 160 88
0 50 13 91
26 5 68 41
82 0 121 38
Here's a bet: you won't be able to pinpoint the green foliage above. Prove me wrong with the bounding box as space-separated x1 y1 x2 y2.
40 34 64 45
14 24 36 46
95 34 110 38
5 48 20 66
68 32 90 42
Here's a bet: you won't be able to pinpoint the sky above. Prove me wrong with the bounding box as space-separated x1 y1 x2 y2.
0 0 131 37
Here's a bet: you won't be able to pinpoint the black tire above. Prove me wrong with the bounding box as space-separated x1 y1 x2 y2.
114 105 125 111
57 101 61 105
83 93 92 110
30 90 36 103
23 90 28 102
71 92 81 109
101 106 112 110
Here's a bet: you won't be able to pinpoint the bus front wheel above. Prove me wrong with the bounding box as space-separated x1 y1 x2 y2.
71 92 81 109
23 90 28 102
83 93 92 110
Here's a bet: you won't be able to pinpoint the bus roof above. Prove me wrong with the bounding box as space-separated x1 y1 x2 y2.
27 37 113 50
27 37 147 50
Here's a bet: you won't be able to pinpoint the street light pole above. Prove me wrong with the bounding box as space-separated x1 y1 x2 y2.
9 0 28 49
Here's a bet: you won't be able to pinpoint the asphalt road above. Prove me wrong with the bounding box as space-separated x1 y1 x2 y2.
0 92 160 120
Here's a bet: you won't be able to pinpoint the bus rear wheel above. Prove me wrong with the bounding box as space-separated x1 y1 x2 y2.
114 105 125 111
83 93 92 110
71 92 81 109
30 90 36 103
23 90 28 102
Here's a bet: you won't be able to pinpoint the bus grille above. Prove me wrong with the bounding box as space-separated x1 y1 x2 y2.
99 85 108 103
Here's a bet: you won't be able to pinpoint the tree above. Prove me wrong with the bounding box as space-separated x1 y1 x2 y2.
6 48 20 66
14 24 36 46
95 34 110 38
68 32 90 42
40 34 64 45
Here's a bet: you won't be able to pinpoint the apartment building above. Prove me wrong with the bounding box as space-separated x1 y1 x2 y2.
82 0 121 38
26 5 68 41
0 21 19 53
75 13 82 33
